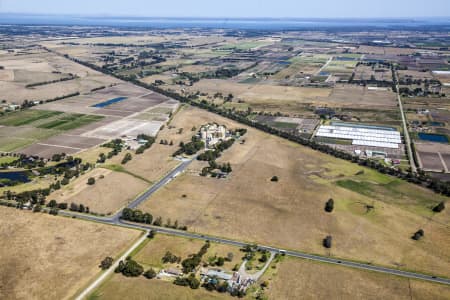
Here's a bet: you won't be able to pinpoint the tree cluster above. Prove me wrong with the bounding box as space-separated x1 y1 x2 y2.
162 251 181 264
174 274 200 289
181 241 210 273
121 208 153 224
121 153 132 165
115 257 144 277
173 136 205 156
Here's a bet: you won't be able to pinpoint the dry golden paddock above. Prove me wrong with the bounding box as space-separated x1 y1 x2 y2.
263 257 450 300
139 106 450 278
49 168 149 215
0 207 141 300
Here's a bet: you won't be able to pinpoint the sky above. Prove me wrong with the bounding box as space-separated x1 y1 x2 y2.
0 0 449 18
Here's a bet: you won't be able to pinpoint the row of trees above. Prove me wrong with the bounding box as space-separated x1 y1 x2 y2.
121 208 188 230
25 75 76 88
65 49 450 199
181 241 210 273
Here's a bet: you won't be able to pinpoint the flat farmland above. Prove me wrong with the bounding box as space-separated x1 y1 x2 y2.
139 107 450 277
0 125 60 152
187 79 397 112
186 79 332 113
0 207 142 300
0 49 117 103
415 142 450 172
263 257 450 300
353 45 417 55
0 109 106 156
49 168 149 215
83 119 163 140
418 151 445 171
92 276 232 300
133 234 242 272
116 105 241 183
3 82 176 156
90 234 240 300
328 84 397 109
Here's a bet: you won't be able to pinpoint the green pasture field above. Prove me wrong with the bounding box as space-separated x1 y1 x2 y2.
0 110 63 126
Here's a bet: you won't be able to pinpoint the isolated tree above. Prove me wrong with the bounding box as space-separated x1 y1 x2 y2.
325 198 334 213
433 201 445 213
87 177 95 185
323 236 332 248
412 229 424 241
226 252 234 262
99 257 114 270
270 176 279 182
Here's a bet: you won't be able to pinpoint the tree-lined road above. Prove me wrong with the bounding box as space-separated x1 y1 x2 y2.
62 148 449 300
395 71 417 173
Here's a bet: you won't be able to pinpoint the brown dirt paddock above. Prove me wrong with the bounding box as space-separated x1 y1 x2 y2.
49 168 149 215
417 151 445 171
19 134 107 159
139 107 450 278
113 104 241 183
0 207 141 300
416 142 450 172
263 257 450 300
19 143 81 157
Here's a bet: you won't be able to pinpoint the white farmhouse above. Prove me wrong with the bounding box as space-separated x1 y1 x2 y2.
200 123 228 148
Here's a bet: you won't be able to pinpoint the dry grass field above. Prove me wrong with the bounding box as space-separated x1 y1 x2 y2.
185 79 397 113
139 107 450 278
188 79 331 106
0 48 117 103
263 257 450 300
92 276 232 300
133 234 243 272
0 207 141 300
49 168 149 215
353 46 417 55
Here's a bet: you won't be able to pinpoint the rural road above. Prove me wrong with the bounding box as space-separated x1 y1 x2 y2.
395 75 417 173
48 54 448 298
63 134 449 300
75 232 149 300
238 251 275 281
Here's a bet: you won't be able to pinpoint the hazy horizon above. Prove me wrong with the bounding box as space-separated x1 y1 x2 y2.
0 0 449 19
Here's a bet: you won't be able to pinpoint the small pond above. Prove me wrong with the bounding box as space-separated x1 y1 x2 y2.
0 171 31 183
92 97 128 108
418 133 449 143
